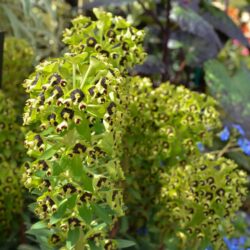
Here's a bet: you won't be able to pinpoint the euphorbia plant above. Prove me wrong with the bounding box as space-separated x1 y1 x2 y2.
120 77 247 249
22 8 247 250
23 8 145 249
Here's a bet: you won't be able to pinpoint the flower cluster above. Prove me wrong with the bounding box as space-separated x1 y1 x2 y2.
63 10 146 73
23 9 145 249
0 91 23 238
121 77 224 247
159 154 247 249
118 77 248 249
125 77 221 163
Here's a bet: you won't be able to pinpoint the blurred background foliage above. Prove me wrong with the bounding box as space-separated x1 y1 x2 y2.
3 37 34 109
0 0 72 62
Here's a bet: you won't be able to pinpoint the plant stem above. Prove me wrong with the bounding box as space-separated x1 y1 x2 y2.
80 64 92 89
73 63 76 89
218 139 235 157
209 140 240 157
211 146 242 156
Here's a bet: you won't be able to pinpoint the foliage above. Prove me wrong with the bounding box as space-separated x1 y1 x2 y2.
22 8 248 250
0 90 24 243
205 39 250 134
119 77 247 249
3 37 34 107
0 0 71 61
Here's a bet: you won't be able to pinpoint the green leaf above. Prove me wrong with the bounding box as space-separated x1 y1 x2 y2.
21 0 31 16
50 195 77 224
205 59 250 128
30 221 47 230
52 161 63 176
66 53 89 64
75 119 91 142
70 156 83 178
116 239 136 248
92 204 112 224
170 3 221 48
99 132 113 155
26 228 51 239
201 3 250 48
66 228 80 250
67 194 78 210
40 146 58 160
50 203 67 225
78 205 93 224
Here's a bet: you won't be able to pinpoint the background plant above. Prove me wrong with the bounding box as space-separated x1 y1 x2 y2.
3 37 34 108
0 0 72 62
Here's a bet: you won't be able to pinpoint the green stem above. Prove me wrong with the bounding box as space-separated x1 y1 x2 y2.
87 104 101 107
209 140 241 157
73 63 76 89
80 64 93 89
218 139 235 157
75 231 85 250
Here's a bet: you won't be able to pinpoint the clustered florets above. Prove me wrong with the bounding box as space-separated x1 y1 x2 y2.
121 77 247 249
23 8 145 249
159 154 247 249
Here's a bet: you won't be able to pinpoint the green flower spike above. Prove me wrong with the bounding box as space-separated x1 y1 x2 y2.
23 9 145 250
